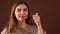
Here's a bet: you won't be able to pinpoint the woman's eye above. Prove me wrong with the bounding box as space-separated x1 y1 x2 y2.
24 9 27 11
23 8 28 11
17 9 21 12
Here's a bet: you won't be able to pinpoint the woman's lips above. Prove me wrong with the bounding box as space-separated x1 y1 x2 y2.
21 16 25 17
19 16 25 18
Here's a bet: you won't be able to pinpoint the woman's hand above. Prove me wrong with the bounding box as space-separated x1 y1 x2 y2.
32 12 44 34
32 13 41 26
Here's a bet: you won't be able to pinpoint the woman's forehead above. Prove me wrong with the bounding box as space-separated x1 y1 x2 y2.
16 4 28 9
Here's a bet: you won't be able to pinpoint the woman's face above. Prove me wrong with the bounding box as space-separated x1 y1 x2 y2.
15 4 28 22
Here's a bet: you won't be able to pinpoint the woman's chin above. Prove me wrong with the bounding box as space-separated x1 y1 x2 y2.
18 19 25 22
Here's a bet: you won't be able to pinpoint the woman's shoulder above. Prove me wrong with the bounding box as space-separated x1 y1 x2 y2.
1 27 8 34
28 24 47 34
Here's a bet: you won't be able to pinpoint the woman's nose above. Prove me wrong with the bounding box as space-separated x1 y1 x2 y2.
20 11 24 15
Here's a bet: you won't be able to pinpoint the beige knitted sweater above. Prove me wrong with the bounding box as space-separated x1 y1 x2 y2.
1 24 46 34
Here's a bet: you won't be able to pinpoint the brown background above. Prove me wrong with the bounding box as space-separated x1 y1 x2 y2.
0 0 60 34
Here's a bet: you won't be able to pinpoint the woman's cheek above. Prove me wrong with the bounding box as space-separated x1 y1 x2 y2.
25 12 28 17
15 12 19 18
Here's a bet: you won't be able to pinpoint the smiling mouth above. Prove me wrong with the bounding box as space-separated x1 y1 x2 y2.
19 16 26 18
21 16 25 17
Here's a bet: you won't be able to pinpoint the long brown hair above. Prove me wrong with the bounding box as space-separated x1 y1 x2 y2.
7 0 36 32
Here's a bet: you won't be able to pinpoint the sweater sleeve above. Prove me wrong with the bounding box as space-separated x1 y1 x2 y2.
43 31 47 34
1 27 8 34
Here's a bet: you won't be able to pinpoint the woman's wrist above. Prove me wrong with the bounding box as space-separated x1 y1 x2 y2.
36 22 41 26
36 22 44 34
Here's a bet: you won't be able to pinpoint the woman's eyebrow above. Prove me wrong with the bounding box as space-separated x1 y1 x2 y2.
23 8 28 9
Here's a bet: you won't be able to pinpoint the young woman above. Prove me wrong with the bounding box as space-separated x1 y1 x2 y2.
1 1 46 34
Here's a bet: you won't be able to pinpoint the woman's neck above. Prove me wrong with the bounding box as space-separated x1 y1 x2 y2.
17 21 27 29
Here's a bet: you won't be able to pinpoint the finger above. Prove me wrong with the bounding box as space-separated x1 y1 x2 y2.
32 15 35 18
35 13 38 15
32 13 39 17
32 14 37 17
32 14 38 18
34 13 39 16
